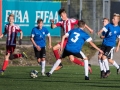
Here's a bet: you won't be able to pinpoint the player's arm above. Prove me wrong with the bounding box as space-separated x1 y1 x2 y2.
98 29 104 36
30 29 41 51
50 19 57 29
89 41 103 54
30 36 41 51
85 24 94 34
60 33 69 52
47 34 52 49
115 35 120 52
84 34 103 54
18 31 23 45
0 28 7 39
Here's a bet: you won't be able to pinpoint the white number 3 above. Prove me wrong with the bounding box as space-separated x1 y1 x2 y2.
71 32 80 43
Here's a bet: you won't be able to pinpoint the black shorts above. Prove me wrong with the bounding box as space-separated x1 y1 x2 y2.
100 44 114 59
34 47 46 59
61 49 86 59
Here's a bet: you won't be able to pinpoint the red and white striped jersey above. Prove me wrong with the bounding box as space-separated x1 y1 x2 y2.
4 24 21 46
56 18 78 34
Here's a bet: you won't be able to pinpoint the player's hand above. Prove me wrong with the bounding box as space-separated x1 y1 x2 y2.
36 46 41 51
97 31 101 36
99 50 104 54
50 19 54 23
100 36 105 39
48 44 52 49
19 39 22 45
90 30 94 34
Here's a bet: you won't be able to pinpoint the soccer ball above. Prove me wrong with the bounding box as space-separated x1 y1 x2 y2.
30 70 38 78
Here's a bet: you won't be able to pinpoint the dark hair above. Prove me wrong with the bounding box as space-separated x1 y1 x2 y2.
78 20 85 27
103 18 109 21
37 18 43 24
58 8 66 15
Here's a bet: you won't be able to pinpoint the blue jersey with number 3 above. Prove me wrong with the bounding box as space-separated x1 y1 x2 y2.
65 28 92 53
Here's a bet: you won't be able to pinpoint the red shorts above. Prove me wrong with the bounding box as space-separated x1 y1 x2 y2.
58 38 68 48
6 45 16 54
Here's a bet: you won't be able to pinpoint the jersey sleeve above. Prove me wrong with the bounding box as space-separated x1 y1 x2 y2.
102 23 110 33
45 28 50 36
56 21 62 27
70 18 78 25
31 28 35 38
65 30 71 37
15 25 22 32
83 32 92 42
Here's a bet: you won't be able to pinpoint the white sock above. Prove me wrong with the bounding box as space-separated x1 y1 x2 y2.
113 61 119 69
103 59 109 70
84 60 88 77
98 59 104 71
102 61 106 72
49 59 61 74
41 60 46 73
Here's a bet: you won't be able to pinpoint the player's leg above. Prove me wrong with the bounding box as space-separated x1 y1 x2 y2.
0 46 11 75
9 46 28 60
101 46 113 77
73 51 89 80
46 49 68 77
53 43 63 71
107 50 120 74
40 47 46 76
98 53 106 78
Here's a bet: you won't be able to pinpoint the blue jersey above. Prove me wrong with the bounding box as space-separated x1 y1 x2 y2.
31 27 50 47
102 23 120 47
65 28 92 53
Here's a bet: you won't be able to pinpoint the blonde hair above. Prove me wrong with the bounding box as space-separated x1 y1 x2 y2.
113 13 120 20
8 13 14 21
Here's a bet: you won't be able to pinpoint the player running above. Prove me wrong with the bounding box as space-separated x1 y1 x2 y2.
0 14 27 75
97 18 109 78
98 13 120 78
51 8 93 72
46 20 103 80
30 18 52 76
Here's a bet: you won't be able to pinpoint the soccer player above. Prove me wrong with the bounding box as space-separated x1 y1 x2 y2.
30 18 52 76
51 8 93 72
0 14 27 75
98 13 120 78
46 20 103 80
97 18 109 78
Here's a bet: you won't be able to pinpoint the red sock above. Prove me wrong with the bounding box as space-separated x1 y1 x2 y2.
53 49 60 60
2 60 9 71
73 58 84 66
13 54 22 59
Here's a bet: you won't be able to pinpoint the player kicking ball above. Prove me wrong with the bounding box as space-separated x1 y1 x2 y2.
51 8 93 73
46 20 103 80
30 19 52 76
0 14 28 75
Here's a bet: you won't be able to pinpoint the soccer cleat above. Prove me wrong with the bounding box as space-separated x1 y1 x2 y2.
117 65 120 74
0 70 4 75
104 70 111 78
55 63 63 71
41 72 46 76
46 72 51 77
100 70 106 78
88 64 92 74
85 76 89 80
22 52 28 59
